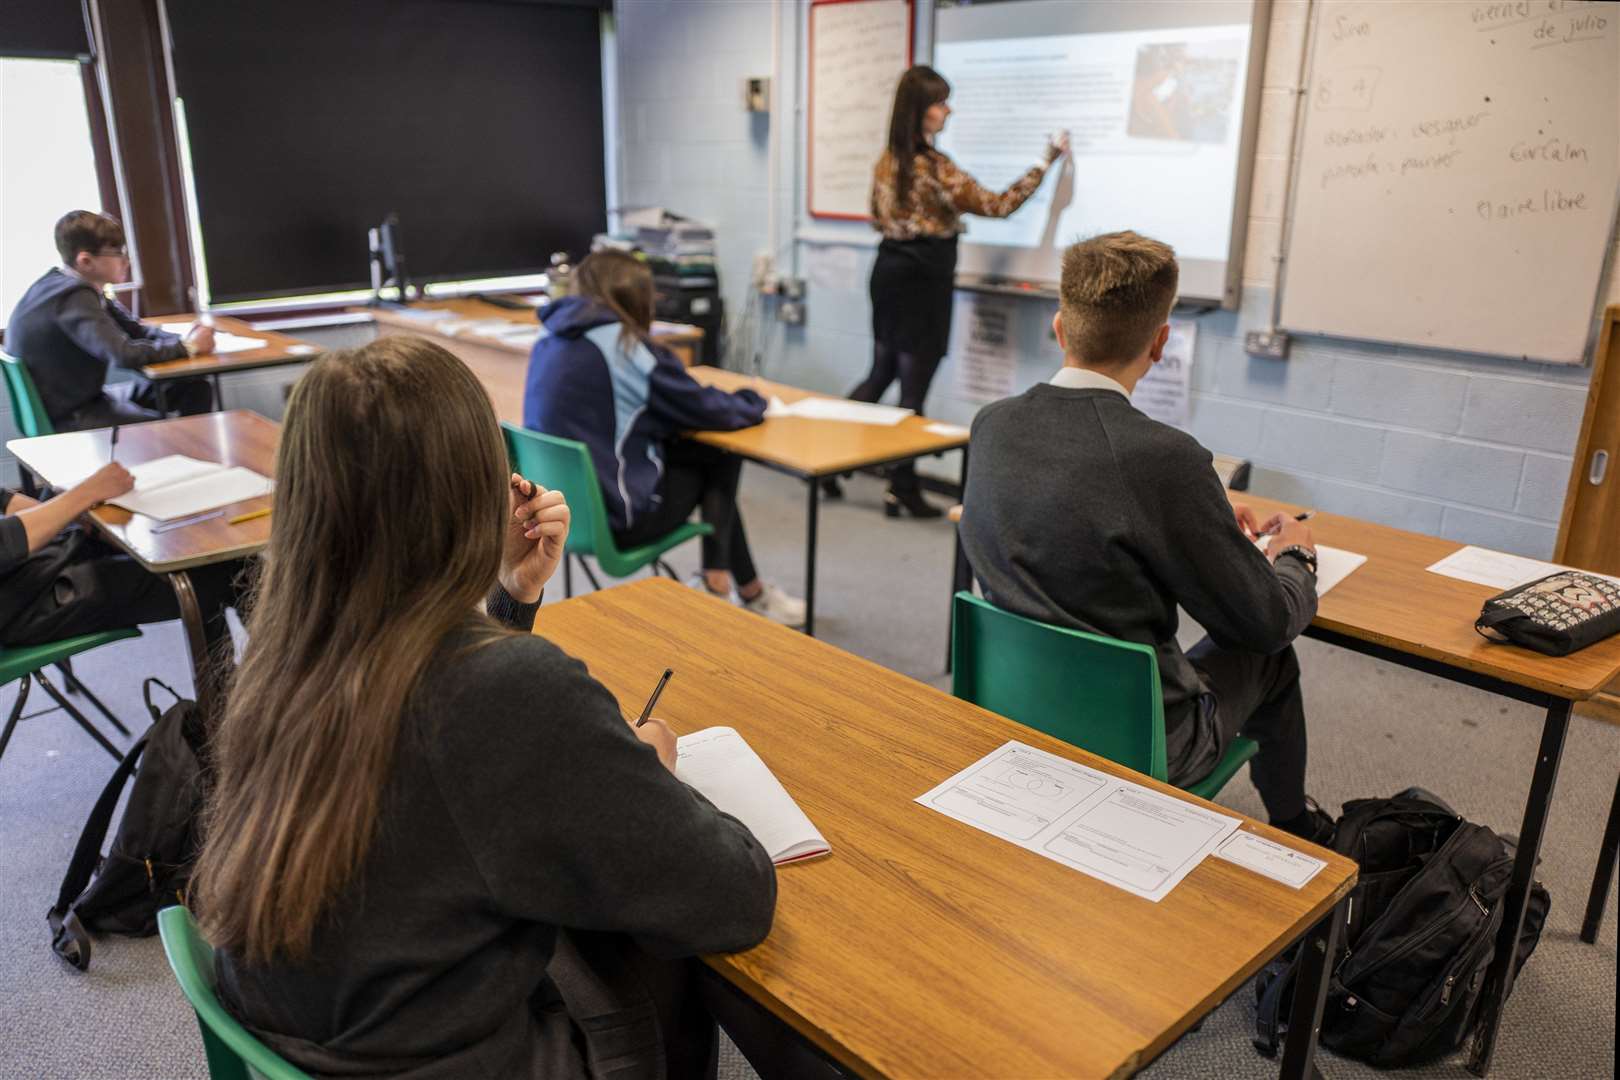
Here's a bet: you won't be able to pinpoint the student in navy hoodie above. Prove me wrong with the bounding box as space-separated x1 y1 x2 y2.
524 251 806 626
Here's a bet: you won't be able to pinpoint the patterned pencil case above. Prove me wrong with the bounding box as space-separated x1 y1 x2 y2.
1475 571 1620 656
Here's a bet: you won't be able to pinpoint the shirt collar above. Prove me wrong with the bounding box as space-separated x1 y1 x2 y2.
1050 365 1130 398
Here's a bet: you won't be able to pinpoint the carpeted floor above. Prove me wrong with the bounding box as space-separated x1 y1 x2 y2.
1 467 1613 1079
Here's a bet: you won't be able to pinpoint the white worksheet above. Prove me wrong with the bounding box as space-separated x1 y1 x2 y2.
1426 546 1620 591
916 741 1239 902
924 422 970 437
156 323 266 354
1252 538 1366 598
1214 830 1326 890
676 727 829 865
764 396 913 426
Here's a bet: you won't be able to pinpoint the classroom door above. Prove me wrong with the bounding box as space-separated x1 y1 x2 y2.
1557 304 1620 577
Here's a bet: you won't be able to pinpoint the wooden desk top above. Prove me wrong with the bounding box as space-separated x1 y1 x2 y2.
6 411 278 573
140 314 317 380
538 578 1356 1080
367 298 704 357
1236 492 1620 700
686 367 970 477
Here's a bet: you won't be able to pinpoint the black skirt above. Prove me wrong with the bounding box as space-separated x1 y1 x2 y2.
869 236 958 361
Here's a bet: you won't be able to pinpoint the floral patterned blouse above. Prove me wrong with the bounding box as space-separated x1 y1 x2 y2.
869 149 1046 241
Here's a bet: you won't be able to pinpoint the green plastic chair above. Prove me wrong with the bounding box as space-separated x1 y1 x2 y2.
0 630 142 767
950 592 1258 801
502 423 711 597
1 349 55 438
158 906 311 1080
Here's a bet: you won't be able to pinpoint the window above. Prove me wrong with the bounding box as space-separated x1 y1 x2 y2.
0 58 104 326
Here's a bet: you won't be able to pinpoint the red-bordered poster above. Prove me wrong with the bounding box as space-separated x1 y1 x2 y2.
807 0 915 221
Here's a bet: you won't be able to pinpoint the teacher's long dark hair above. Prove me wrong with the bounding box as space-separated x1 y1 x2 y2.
887 65 951 209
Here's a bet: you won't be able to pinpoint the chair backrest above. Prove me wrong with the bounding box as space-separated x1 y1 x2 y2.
950 591 1168 781
157 906 311 1080
500 422 612 559
1 350 54 438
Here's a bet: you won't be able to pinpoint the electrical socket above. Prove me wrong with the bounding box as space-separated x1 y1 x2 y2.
778 300 805 325
777 276 806 301
1244 330 1291 360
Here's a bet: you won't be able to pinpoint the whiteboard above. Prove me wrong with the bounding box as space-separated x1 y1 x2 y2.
808 0 913 220
1280 1 1620 364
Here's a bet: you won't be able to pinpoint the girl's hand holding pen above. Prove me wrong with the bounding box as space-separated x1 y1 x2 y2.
501 474 570 603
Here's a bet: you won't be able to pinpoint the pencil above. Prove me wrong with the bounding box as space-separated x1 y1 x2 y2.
635 667 674 728
228 507 271 525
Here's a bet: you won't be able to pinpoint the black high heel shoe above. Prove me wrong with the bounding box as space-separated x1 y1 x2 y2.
884 488 944 519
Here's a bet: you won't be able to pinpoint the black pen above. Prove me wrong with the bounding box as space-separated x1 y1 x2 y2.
634 667 674 728
109 425 120 463
1260 510 1315 537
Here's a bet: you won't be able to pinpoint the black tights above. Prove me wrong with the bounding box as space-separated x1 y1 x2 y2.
847 342 943 494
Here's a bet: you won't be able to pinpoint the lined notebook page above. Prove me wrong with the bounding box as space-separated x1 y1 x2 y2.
675 727 829 865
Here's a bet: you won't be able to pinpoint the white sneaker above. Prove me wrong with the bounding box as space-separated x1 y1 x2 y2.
740 582 807 628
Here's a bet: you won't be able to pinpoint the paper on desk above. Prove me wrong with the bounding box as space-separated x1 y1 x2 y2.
385 308 457 323
763 396 913 425
1425 546 1620 591
1251 538 1366 597
916 741 1239 902
1214 830 1326 889
111 466 273 521
155 323 265 354
924 422 970 437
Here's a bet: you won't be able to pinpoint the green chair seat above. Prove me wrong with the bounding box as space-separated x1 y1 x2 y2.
951 591 1255 800
0 630 142 684
158 906 312 1080
2 348 55 438
502 423 711 589
1 629 143 766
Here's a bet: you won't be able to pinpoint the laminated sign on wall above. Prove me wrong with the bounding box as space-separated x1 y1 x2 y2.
950 292 1018 403
1132 319 1197 428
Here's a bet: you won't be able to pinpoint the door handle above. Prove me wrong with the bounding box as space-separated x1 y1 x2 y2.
1590 449 1609 486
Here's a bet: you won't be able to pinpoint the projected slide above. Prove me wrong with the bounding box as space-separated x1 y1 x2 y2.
933 0 1261 301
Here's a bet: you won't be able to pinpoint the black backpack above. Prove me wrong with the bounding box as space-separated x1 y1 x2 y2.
1254 788 1550 1068
48 679 209 971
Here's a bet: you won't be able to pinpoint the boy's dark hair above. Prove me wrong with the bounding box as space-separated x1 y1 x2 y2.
1059 231 1179 366
55 211 126 265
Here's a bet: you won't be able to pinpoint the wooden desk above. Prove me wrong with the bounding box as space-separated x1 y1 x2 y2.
1234 492 1620 1074
6 411 278 708
140 314 317 406
367 298 705 424
686 367 970 636
538 579 1357 1079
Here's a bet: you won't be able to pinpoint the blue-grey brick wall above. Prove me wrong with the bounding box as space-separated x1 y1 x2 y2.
607 0 1615 559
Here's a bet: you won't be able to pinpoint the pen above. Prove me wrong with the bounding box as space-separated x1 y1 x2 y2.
1260 510 1316 537
109 425 119 463
634 667 674 728
228 507 271 525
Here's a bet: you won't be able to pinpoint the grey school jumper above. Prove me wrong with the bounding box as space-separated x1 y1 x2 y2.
216 590 777 1079
959 380 1317 786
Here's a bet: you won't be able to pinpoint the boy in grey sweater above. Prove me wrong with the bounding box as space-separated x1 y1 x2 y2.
959 231 1332 843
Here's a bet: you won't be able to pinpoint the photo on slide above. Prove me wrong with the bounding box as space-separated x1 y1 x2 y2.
1127 39 1243 145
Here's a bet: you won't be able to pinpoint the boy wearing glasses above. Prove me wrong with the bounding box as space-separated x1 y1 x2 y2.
5 210 213 431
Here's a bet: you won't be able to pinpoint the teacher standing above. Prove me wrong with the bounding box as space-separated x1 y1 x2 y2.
835 64 1069 518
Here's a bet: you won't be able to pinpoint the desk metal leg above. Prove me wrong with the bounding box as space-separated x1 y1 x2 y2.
169 570 215 719
1280 899 1343 1080
1581 772 1620 944
803 479 820 637
945 448 971 673
1467 697 1572 1076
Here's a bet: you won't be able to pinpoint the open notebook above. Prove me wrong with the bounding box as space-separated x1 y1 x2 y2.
675 727 830 865
110 455 274 522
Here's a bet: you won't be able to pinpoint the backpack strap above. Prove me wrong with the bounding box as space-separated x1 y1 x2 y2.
142 677 181 723
47 730 150 971
1254 956 1297 1058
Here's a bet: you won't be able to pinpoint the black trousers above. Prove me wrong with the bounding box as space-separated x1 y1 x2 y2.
846 342 943 494
5 537 249 672
56 376 213 432
1183 639 1309 822
613 442 758 587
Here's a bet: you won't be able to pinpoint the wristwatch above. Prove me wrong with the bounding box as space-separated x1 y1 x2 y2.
1275 545 1318 576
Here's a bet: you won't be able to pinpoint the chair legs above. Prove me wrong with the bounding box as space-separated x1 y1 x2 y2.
574 554 603 592
31 670 123 761
0 677 33 765
654 559 680 580
55 661 131 735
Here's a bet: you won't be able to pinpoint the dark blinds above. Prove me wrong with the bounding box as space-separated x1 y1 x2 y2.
1 0 89 59
166 0 606 303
